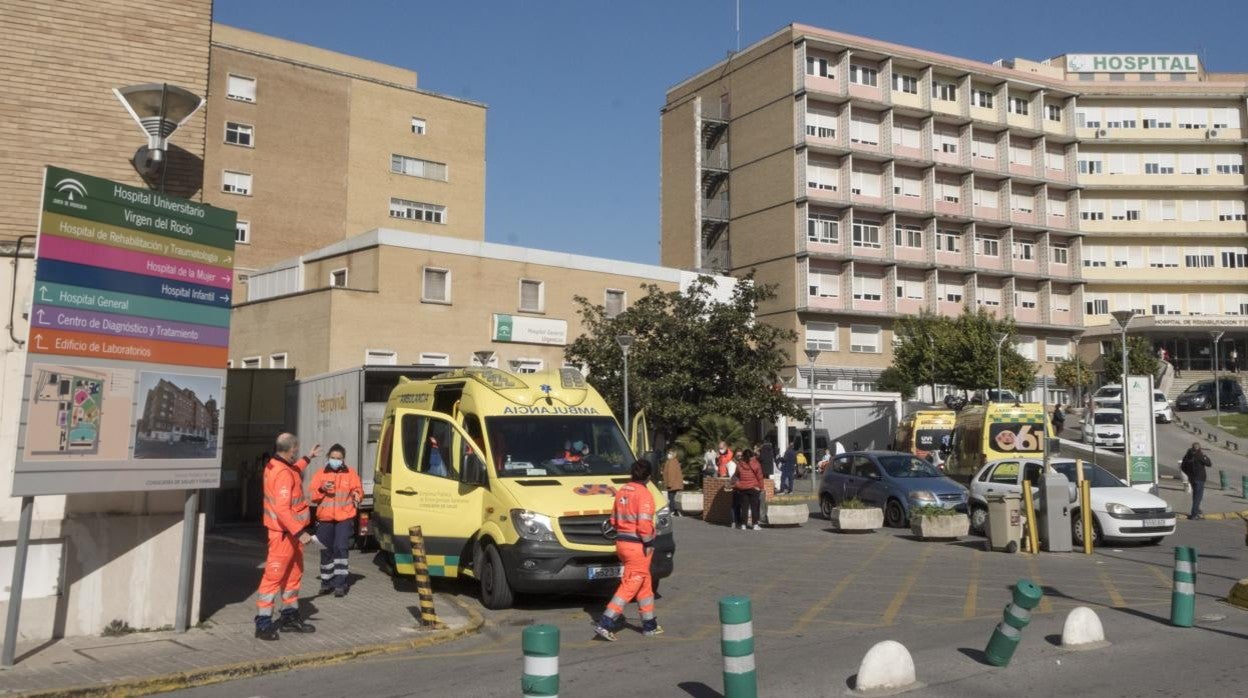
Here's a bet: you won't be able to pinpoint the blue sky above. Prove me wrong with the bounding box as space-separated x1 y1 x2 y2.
214 0 1248 264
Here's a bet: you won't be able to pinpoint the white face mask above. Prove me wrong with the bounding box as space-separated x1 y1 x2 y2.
718 447 726 454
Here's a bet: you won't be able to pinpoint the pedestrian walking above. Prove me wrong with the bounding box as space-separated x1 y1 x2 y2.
254 433 320 640
310 443 364 598
661 449 684 516
1051 404 1066 435
731 449 765 530
1181 442 1212 520
779 442 796 494
593 460 662 641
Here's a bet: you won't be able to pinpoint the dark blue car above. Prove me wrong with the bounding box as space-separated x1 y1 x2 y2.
819 451 969 528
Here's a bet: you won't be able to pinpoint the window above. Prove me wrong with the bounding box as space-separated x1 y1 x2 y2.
977 234 1000 257
1075 107 1102 128
896 275 925 300
401 414 458 479
1150 294 1180 316
806 160 839 190
892 122 921 149
221 170 251 195
1051 245 1069 265
605 289 625 318
849 115 880 145
939 282 963 302
1045 149 1065 171
936 230 961 253
892 73 918 94
1079 199 1105 221
1052 293 1071 312
227 74 256 102
851 219 881 248
851 381 875 392
389 197 446 223
411 117 427 135
418 352 449 366
852 273 883 301
241 356 261 369
510 359 544 374
932 80 957 102
1143 153 1175 174
1184 249 1216 268
269 353 288 369
329 268 347 287
973 89 994 108
1009 96 1029 116
1105 107 1136 128
807 213 839 243
932 130 959 154
1014 336 1037 360
1108 199 1141 221
978 286 1002 307
1177 108 1207 129
235 220 250 244
1077 157 1103 175
895 224 922 248
1047 195 1067 217
1015 290 1038 309
1011 191 1034 213
893 174 920 198
1219 200 1246 221
519 279 544 312
225 122 253 147
1082 245 1107 268
1013 241 1035 261
391 154 448 181
1009 145 1032 166
422 267 450 303
1215 153 1244 174
806 322 838 351
849 64 878 86
1221 249 1248 268
806 56 831 78
972 135 996 160
806 108 837 138
808 264 839 298
850 168 881 196
1045 104 1062 122
1107 153 1139 175
1142 107 1173 129
1212 108 1241 129
935 178 960 203
850 325 881 353
1179 153 1210 175
1144 199 1177 221
1148 247 1178 268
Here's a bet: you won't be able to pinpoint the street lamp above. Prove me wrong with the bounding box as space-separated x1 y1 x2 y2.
112 83 204 186
804 348 821 494
616 335 635 440
1211 330 1225 427
1111 310 1136 483
928 335 937 404
995 333 1009 400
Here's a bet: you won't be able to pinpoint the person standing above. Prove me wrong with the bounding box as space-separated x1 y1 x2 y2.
1231 347 1240 374
594 460 662 641
1181 442 1212 520
731 449 765 530
661 449 684 517
779 442 796 495
254 433 320 640
758 440 775 479
1051 404 1066 436
310 443 364 598
715 441 735 478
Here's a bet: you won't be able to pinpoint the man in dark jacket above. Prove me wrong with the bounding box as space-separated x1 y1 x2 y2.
758 441 775 479
778 443 797 494
1181 442 1212 520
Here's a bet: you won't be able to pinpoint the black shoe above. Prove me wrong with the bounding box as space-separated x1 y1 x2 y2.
319 584 333 595
254 625 279 641
333 587 347 598
279 614 316 634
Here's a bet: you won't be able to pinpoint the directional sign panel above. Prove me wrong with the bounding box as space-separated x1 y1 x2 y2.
11 167 237 495
1125 374 1157 488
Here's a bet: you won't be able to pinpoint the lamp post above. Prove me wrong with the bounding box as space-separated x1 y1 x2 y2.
805 348 821 494
995 333 1009 400
1111 310 1136 483
616 335 635 440
928 335 937 404
112 83 205 189
1211 330 1225 427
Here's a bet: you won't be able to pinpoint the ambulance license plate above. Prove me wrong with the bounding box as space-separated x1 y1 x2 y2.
588 565 622 580
1144 519 1168 528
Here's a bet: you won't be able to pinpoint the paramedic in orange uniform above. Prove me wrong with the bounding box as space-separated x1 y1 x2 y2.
594 459 663 641
254 432 320 640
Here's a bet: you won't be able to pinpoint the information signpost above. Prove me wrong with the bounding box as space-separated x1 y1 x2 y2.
1124 374 1158 490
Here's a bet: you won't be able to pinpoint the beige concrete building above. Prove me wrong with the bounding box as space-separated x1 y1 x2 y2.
661 24 1248 399
203 25 487 291
230 229 734 379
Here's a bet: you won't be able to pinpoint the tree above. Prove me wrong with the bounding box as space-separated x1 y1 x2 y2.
886 307 1035 398
565 273 804 448
888 311 954 399
875 366 917 400
1054 356 1094 404
1100 336 1160 383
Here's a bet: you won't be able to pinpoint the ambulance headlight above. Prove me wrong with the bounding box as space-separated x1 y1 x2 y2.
510 510 557 542
656 506 673 533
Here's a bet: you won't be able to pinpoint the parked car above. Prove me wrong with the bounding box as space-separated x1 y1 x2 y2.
1091 385 1122 406
1081 408 1125 449
968 458 1175 545
1175 379 1244 411
970 388 1020 405
1093 392 1173 424
819 451 968 528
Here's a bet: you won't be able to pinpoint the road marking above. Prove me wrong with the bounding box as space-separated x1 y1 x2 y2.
882 546 933 625
963 549 982 619
793 535 893 632
1098 569 1127 607
1148 564 1173 589
1026 557 1054 615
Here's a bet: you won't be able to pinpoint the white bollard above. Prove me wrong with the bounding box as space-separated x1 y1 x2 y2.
1061 606 1109 650
855 640 920 694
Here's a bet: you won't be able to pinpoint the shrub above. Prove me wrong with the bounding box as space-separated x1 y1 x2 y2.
838 497 870 510
909 505 960 518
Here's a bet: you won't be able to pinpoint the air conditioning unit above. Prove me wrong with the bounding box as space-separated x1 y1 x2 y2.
1206 129 1219 139
1096 129 1108 138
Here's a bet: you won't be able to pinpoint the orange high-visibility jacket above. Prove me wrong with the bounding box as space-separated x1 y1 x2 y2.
310 465 364 522
610 481 656 544
263 455 311 534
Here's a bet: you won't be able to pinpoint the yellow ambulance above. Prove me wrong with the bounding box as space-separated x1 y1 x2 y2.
372 367 673 609
895 409 956 461
943 402 1053 480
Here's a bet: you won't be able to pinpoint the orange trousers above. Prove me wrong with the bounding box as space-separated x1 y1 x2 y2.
256 530 303 615
602 541 655 623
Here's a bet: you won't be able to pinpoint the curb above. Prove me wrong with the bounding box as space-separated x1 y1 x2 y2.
18 596 485 698
1184 510 1248 521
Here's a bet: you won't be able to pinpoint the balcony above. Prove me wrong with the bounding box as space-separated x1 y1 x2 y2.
807 293 843 311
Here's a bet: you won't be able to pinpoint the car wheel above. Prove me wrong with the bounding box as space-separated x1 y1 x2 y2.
885 499 906 528
969 505 988 534
478 543 515 610
1072 512 1103 548
820 494 836 520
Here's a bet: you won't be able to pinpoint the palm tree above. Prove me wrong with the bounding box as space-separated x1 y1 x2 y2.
673 414 747 487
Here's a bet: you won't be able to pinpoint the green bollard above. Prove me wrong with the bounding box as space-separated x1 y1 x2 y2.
719 596 757 698
1220 470 1229 491
521 624 559 698
1170 546 1198 627
983 579 1043 667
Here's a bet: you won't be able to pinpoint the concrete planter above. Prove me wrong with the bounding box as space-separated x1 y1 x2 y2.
674 491 704 516
765 503 809 527
911 513 970 540
831 507 883 532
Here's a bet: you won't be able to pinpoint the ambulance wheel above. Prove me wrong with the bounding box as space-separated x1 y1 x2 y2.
479 543 515 610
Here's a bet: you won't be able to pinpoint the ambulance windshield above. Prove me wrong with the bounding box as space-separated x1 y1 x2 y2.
485 416 634 478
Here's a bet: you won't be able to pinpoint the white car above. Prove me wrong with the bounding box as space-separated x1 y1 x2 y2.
1153 390 1174 423
1093 384 1172 423
1081 408 1125 449
969 458 1176 546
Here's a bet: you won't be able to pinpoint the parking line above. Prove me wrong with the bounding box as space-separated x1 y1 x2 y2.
1148 564 1173 589
1097 569 1127 607
882 546 933 625
963 549 982 619
1026 557 1054 614
792 535 893 632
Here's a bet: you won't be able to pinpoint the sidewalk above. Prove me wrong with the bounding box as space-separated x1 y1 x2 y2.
0 528 480 696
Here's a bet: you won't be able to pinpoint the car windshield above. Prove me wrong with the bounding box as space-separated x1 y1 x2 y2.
1052 462 1124 488
879 455 944 478
1096 388 1122 398
1153 392 1166 402
1182 383 1206 394
483 416 633 478
1093 412 1123 425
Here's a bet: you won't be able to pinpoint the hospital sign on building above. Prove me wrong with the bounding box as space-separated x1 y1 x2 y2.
12 167 236 495
1065 54 1199 73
